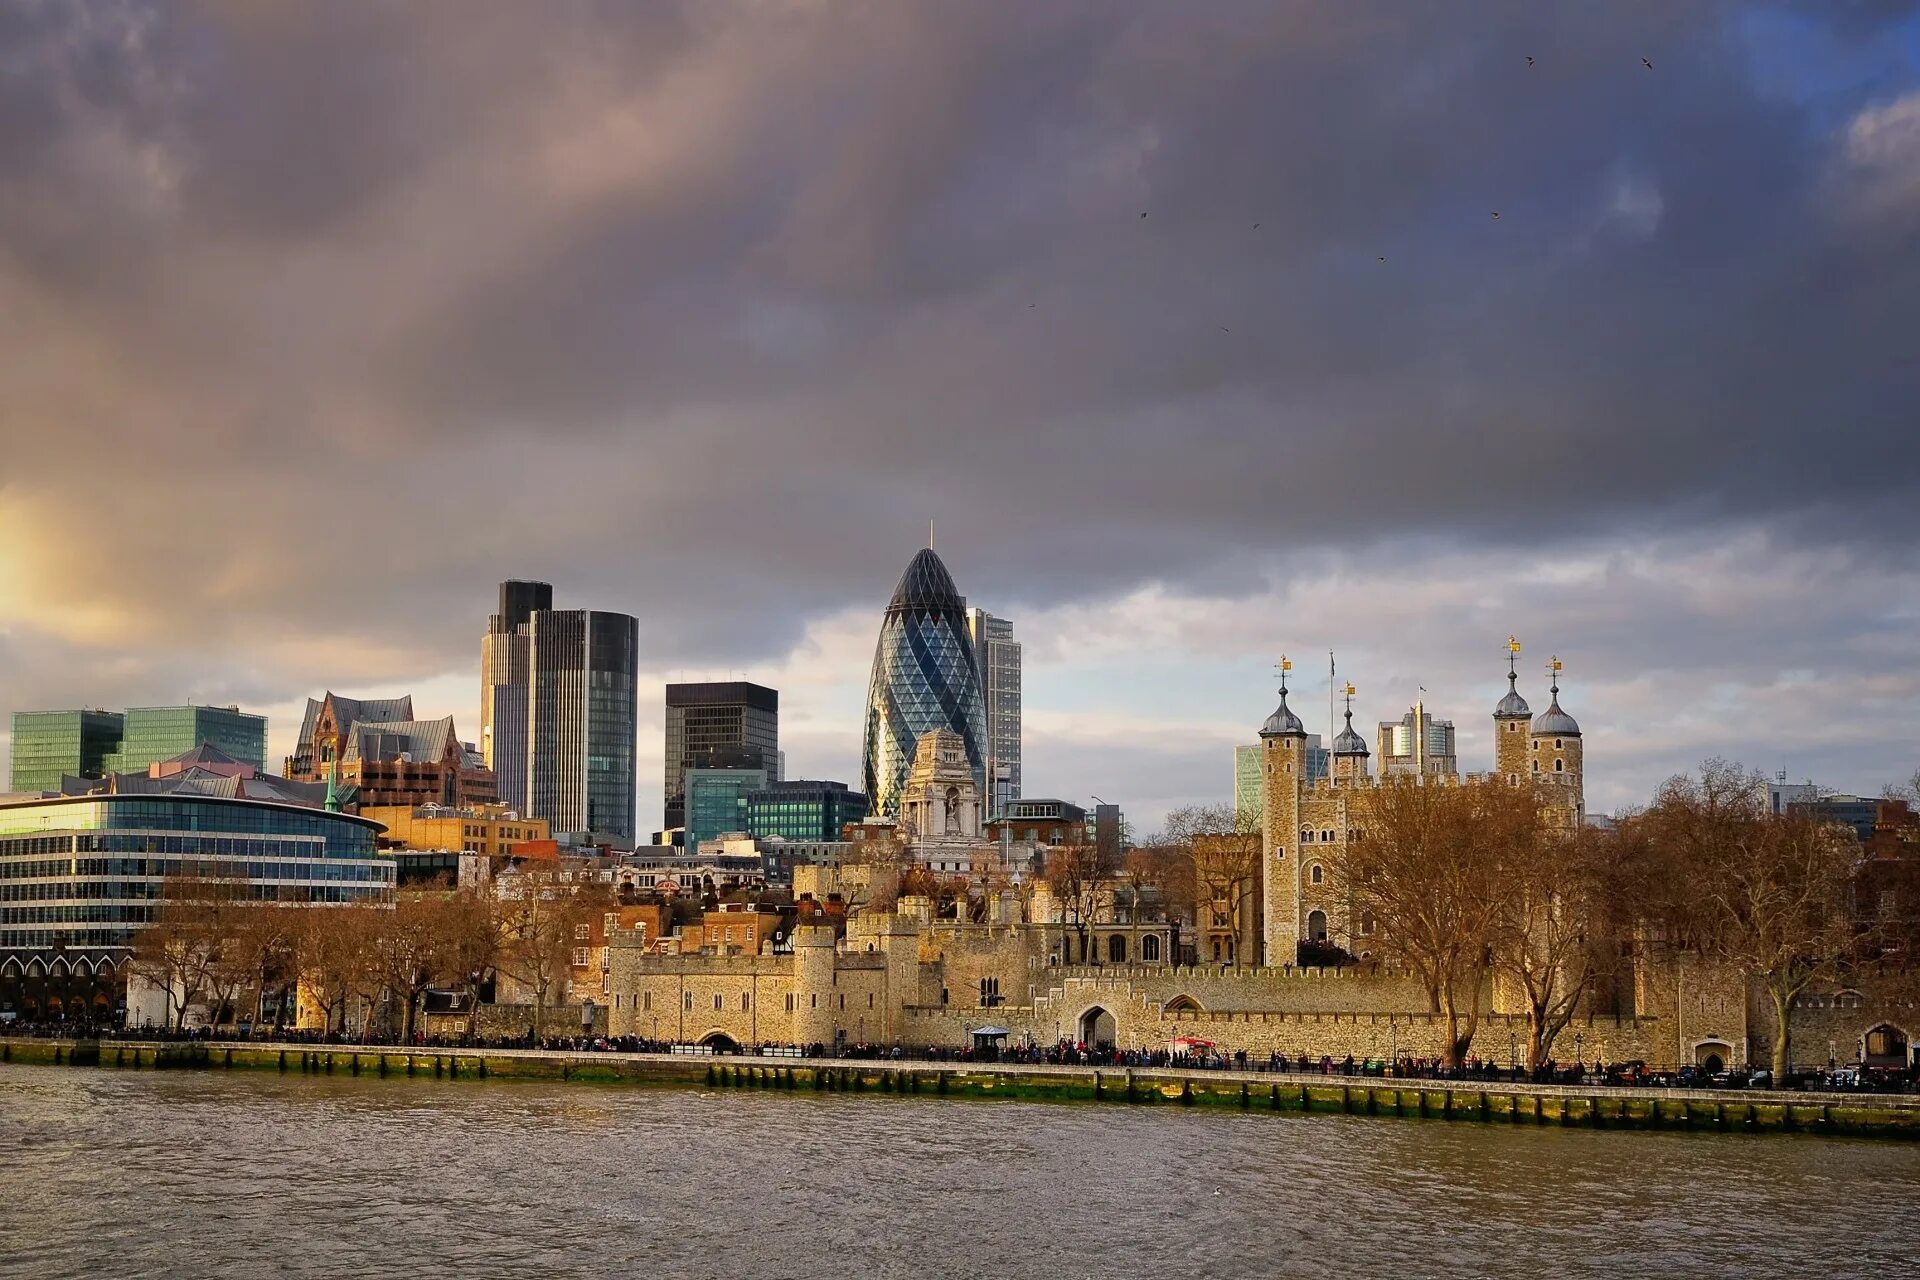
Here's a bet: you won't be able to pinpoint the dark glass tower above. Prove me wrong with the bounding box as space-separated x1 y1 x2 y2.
527 608 638 844
662 682 779 831
481 579 552 810
862 548 988 817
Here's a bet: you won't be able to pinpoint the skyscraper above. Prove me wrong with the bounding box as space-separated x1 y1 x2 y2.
8 706 268 794
662 682 779 831
481 579 552 810
863 547 988 817
527 607 638 844
964 607 1022 818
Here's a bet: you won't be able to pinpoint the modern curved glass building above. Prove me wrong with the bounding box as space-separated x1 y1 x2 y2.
862 548 988 817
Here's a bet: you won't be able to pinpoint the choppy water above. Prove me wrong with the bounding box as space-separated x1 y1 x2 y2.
0 1063 1916 1279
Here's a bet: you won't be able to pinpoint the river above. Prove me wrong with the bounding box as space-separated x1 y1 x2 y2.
0 1062 1915 1278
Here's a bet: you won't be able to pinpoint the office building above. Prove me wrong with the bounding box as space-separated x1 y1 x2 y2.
684 764 768 854
862 546 988 817
0 747 393 1022
663 682 779 831
965 607 1022 818
745 780 868 845
528 608 639 844
9 710 126 794
481 579 552 811
1234 737 1327 817
1375 704 1459 778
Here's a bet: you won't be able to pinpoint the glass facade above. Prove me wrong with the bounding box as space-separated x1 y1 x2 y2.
111 706 268 773
863 549 988 817
745 781 868 844
0 794 392 955
662 682 779 831
528 609 638 843
8 711 124 794
685 767 767 853
966 609 1022 818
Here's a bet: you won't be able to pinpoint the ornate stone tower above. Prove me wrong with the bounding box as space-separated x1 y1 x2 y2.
1493 636 1532 781
1259 659 1308 967
1528 656 1584 824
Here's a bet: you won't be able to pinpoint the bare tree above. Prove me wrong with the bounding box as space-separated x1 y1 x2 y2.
1346 780 1523 1067
128 876 241 1031
495 869 608 1038
1492 821 1617 1070
1165 804 1261 967
1043 840 1116 965
1632 760 1869 1077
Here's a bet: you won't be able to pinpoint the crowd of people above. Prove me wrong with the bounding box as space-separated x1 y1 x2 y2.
6 1017 1918 1093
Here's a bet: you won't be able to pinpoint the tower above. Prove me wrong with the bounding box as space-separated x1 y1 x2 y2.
481 579 551 811
862 546 988 817
965 607 1022 818
1329 682 1370 785
1529 656 1584 825
1493 635 1532 781
527 607 639 844
1258 657 1308 966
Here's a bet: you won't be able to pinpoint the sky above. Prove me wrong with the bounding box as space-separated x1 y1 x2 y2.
2 1 1918 834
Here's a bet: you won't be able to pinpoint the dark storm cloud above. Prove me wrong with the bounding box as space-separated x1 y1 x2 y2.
1 0 1917 684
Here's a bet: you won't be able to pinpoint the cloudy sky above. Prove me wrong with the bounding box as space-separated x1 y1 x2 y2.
2 2 1917 832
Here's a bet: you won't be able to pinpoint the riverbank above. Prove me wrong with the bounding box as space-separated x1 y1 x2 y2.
7 1036 1918 1139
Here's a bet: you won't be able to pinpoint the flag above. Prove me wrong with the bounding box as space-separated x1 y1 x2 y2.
1508 636 1521 653
1343 682 1355 697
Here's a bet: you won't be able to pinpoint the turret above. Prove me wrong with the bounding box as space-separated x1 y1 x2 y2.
1493 636 1531 779
1528 656 1585 822
1329 681 1370 784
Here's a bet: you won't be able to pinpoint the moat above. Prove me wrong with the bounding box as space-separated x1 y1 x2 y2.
2 1062 1916 1278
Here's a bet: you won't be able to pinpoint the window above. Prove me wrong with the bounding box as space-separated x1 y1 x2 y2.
683 991 693 1011
574 924 590 940
742 993 751 1010
571 948 589 967
785 993 795 1012
1274 844 1285 860
1309 864 1324 885
713 994 723 1011
1555 738 1564 749
1359 912 1375 937
1142 935 1161 962
1554 759 1564 773
1532 760 1540 773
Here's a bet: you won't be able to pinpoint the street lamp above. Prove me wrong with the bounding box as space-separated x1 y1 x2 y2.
1575 1032 1585 1073
1509 1031 1517 1074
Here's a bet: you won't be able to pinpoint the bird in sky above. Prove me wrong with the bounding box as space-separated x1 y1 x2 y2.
1220 326 1230 332
1527 56 1535 66
1140 211 1148 219
1253 222 1261 229
1378 255 1386 261
1643 56 1653 69
1492 211 1501 219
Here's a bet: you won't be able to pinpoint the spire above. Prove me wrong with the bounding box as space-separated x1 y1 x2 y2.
928 517 935 550
1495 634 1531 719
324 758 340 813
1531 654 1581 737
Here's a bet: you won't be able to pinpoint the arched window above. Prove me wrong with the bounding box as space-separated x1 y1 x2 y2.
1307 909 1328 942
1554 759 1565 773
1108 934 1128 963
1555 738 1564 749
1274 844 1285 860
1142 934 1161 962
1300 829 1313 845
1532 760 1540 773
1309 863 1324 885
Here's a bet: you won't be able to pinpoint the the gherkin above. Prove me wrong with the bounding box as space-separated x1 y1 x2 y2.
862 547 988 816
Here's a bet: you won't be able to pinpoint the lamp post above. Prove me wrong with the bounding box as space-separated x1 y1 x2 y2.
1509 1031 1517 1075
1575 1032 1585 1076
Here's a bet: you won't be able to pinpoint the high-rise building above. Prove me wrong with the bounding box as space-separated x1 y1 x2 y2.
745 780 869 844
965 607 1022 818
113 706 267 775
8 710 125 794
527 608 638 844
8 705 268 795
1375 705 1458 777
481 579 552 811
862 547 988 817
662 682 779 831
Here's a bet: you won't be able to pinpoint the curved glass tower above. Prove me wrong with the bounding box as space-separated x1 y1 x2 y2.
863 548 988 817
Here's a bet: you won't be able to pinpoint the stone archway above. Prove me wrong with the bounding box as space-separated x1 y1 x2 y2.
1306 910 1328 943
1693 1040 1733 1073
1077 1006 1116 1048
1863 1024 1911 1068
1163 995 1203 1014
700 1030 741 1054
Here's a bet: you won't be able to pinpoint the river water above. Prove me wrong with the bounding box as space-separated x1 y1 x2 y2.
0 1063 1915 1279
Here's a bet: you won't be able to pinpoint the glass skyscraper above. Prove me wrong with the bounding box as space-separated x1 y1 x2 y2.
965 607 1021 819
527 608 639 844
684 765 768 854
663 682 779 831
481 579 552 811
862 547 988 817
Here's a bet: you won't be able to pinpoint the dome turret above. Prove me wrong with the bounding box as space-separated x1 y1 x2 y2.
1531 661 1580 737
1260 658 1306 739
1331 709 1368 756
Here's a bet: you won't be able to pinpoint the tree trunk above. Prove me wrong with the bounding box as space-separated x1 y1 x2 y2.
1438 991 1463 1069
1770 985 1793 1079
1526 1015 1547 1073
